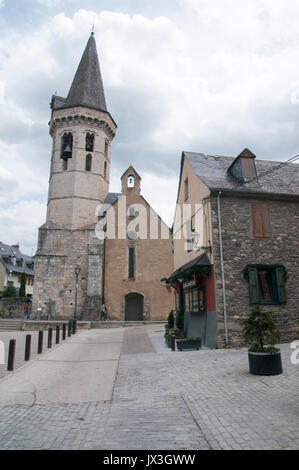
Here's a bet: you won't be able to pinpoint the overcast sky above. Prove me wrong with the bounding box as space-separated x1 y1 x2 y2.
1 0 299 255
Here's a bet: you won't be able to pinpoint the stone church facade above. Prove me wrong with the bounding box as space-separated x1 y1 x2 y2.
33 33 174 320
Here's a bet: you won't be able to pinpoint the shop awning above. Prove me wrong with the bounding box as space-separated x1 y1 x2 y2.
163 252 211 284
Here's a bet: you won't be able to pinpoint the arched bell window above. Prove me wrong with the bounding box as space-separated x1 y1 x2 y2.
85 154 92 172
85 133 94 152
127 175 135 188
61 133 73 165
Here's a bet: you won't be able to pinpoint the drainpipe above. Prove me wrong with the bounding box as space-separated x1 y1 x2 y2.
217 192 228 345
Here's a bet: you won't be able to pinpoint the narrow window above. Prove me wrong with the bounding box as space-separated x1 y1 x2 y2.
128 247 135 279
128 205 135 218
85 154 92 172
85 133 94 152
105 139 109 158
104 161 107 179
251 202 272 238
63 158 68 171
184 177 189 202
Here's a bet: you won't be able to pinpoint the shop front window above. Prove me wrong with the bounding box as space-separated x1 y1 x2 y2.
184 288 205 313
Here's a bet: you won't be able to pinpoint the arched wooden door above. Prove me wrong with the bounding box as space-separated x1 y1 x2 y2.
125 293 144 321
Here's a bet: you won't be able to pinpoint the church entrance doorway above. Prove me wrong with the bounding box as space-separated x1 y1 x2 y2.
125 293 144 321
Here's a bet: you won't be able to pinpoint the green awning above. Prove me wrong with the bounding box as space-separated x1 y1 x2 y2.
163 252 211 284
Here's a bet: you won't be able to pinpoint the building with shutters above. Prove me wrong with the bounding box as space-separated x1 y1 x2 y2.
33 33 174 321
164 148 299 348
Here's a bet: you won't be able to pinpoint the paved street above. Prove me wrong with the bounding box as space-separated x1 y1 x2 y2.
0 325 298 450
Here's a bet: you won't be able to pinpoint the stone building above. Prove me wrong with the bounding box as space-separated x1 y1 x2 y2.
33 33 174 320
165 148 299 347
0 242 34 296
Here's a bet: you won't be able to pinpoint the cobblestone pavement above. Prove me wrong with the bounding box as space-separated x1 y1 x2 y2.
0 326 298 450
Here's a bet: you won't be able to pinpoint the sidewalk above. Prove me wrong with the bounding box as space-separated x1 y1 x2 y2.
0 325 298 450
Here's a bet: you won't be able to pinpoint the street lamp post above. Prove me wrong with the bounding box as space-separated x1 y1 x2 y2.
73 264 81 334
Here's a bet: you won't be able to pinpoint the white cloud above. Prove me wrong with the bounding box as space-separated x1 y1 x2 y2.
36 0 65 7
1 4 299 251
0 0 5 8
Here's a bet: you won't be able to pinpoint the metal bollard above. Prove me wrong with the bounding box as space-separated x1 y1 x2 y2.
7 339 16 371
38 331 43 354
171 330 176 352
72 320 77 335
56 326 60 344
68 320 72 337
24 334 31 361
62 323 66 341
48 328 53 348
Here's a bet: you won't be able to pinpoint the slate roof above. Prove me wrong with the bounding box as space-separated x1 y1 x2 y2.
0 242 34 276
104 193 121 206
52 34 107 113
166 252 211 282
184 152 299 197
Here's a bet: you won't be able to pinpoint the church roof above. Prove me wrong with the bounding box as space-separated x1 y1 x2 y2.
64 33 107 112
104 193 121 206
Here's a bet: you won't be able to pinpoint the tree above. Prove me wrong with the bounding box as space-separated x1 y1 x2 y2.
167 310 175 329
176 309 184 332
242 306 280 353
3 286 17 297
19 273 26 297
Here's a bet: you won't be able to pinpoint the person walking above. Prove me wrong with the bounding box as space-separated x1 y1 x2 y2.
24 298 32 320
100 303 107 321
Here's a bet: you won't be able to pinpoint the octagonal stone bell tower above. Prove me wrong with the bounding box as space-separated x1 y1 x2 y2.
33 33 117 319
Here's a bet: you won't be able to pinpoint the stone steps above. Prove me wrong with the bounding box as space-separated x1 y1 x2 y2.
0 320 23 331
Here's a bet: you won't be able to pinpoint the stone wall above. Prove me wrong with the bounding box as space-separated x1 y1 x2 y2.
0 297 26 319
33 225 104 320
211 194 299 347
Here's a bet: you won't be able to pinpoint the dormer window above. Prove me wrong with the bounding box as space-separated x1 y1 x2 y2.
85 133 94 152
128 175 135 188
227 148 257 182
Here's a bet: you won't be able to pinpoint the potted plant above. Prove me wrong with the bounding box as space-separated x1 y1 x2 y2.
164 333 172 348
176 337 202 351
242 306 283 376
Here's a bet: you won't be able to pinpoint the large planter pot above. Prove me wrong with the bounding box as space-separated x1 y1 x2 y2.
176 339 201 351
248 350 283 376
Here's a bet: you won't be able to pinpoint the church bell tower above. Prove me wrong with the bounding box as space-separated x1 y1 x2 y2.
47 32 117 229
33 33 117 319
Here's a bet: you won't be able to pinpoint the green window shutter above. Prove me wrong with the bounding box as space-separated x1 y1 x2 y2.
248 267 259 304
275 267 286 304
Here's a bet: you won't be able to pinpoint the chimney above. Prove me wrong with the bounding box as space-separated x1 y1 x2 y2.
227 148 257 182
12 243 19 250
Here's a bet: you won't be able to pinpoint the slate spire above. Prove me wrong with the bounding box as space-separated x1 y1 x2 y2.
65 33 107 112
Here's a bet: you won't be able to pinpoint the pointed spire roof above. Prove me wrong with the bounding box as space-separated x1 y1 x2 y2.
65 33 107 112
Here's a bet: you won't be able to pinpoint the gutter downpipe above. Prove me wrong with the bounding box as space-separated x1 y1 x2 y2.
217 191 228 345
